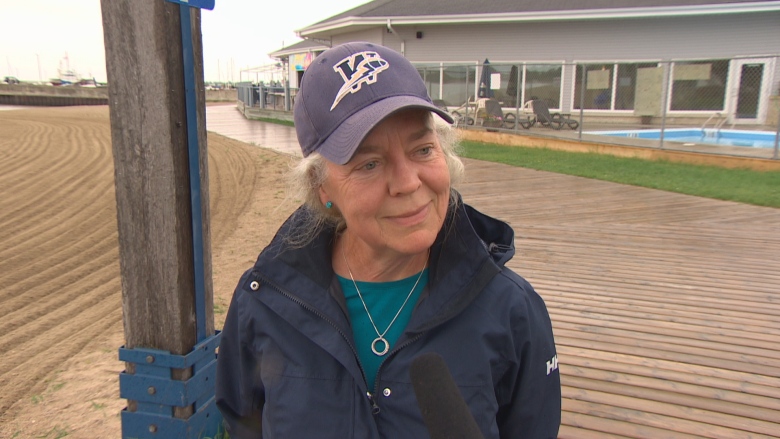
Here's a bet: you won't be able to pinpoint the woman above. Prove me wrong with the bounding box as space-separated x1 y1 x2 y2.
216 42 561 438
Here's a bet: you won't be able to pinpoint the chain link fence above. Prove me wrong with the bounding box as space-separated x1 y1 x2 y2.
236 82 292 111
237 56 780 159
416 56 780 159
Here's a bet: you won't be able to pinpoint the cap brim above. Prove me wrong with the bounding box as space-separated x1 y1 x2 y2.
316 96 455 165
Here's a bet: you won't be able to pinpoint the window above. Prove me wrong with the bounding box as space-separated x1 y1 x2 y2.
615 63 658 110
574 62 657 110
483 63 519 106
670 60 729 111
416 65 441 101
441 65 476 107
525 64 562 110
574 64 613 110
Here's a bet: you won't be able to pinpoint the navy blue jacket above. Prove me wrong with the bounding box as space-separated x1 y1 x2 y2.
216 199 561 438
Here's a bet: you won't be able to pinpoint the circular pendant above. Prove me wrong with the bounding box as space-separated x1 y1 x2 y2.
371 337 390 356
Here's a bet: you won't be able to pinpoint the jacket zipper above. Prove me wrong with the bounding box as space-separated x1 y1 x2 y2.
372 332 426 397
259 276 380 414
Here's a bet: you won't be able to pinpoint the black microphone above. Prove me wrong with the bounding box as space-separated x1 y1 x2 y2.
410 352 486 439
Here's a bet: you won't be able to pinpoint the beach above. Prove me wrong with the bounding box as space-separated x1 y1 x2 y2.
0 105 297 438
2 104 780 438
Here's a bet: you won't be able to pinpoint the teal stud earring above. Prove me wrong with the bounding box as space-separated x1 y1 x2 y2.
325 201 333 209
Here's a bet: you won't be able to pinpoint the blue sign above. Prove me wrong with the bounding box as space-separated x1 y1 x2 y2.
165 0 215 10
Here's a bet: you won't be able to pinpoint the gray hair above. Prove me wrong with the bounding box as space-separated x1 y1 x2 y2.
285 114 464 247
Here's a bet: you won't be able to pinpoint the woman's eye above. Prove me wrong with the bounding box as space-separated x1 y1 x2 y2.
417 146 433 156
363 161 378 170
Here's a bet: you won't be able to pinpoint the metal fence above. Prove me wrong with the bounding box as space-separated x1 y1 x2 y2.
237 56 780 159
236 82 292 111
416 56 780 159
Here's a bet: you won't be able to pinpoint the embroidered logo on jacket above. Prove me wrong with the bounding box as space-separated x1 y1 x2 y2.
546 354 559 376
330 51 389 110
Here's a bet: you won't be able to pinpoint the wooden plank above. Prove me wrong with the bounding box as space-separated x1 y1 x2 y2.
562 387 780 437
564 373 780 424
535 278 780 315
543 291 780 332
549 311 780 352
198 120 780 437
561 411 708 439
102 0 214 354
548 297 780 331
562 398 774 439
101 0 213 421
453 158 780 437
553 322 780 360
563 366 780 418
555 335 780 377
558 346 780 394
554 328 780 369
561 351 780 401
558 423 633 439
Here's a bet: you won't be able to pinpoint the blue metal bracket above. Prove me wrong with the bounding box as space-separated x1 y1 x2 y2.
117 2 223 437
176 0 208 344
165 0 215 10
119 332 222 438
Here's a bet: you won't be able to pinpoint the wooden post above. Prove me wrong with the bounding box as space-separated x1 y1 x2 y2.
101 0 214 420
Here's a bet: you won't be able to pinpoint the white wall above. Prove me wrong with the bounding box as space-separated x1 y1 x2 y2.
382 13 780 64
332 27 384 46
327 12 780 119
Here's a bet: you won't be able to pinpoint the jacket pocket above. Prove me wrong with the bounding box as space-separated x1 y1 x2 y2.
261 370 357 438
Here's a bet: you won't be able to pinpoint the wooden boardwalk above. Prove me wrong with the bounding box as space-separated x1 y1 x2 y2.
459 160 780 438
205 107 780 438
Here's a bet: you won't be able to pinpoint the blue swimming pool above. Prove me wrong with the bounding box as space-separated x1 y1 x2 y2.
589 128 779 149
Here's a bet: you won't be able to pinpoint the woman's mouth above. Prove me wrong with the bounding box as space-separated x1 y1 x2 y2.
388 204 430 227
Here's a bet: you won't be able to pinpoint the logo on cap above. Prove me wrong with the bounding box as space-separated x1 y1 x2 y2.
330 51 389 111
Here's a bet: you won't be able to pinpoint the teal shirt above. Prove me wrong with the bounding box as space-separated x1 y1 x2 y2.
337 269 428 390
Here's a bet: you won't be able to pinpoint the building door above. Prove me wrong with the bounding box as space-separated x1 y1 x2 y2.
730 58 773 124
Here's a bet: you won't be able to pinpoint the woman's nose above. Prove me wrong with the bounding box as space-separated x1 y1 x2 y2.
388 158 422 196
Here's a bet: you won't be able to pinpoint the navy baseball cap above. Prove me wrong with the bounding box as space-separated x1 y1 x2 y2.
293 42 454 165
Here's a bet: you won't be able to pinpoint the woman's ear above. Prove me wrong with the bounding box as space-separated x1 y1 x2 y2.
318 186 329 206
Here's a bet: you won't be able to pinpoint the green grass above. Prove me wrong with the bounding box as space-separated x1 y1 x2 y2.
245 116 779 208
459 140 780 208
247 116 295 127
36 426 68 438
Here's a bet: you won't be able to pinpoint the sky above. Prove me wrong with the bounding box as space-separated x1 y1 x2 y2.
0 0 372 83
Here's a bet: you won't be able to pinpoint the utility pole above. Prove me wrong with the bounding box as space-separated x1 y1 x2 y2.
100 0 221 437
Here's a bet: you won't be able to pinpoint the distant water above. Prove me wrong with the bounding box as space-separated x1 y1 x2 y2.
0 105 31 111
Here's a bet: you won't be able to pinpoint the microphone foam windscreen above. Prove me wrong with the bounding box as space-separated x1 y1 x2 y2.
410 352 485 439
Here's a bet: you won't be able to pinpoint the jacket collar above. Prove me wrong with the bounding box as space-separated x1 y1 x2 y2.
255 192 515 321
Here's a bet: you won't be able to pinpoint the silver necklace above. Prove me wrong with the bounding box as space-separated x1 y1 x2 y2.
341 247 428 356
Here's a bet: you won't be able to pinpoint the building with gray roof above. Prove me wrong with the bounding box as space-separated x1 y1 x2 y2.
292 0 780 126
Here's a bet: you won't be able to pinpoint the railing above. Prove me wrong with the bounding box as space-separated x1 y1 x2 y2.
701 112 725 131
413 56 780 159
236 83 295 111
235 55 780 160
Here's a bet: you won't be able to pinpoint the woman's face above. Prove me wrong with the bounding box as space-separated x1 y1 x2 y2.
319 109 451 259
